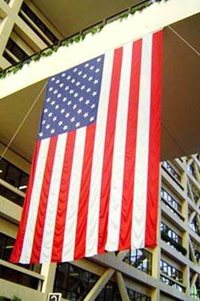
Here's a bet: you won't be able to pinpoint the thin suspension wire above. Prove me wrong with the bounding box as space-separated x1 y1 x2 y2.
168 25 200 57
0 82 47 161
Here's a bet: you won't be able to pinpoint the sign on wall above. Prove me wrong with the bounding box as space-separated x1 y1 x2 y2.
47 293 62 301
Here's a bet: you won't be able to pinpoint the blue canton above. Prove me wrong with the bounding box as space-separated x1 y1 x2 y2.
38 55 104 139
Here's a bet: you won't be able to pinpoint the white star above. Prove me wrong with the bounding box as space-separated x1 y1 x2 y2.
69 89 74 94
90 116 95 122
71 117 75 122
74 93 78 98
73 104 77 109
67 101 72 105
95 68 100 73
86 88 91 93
42 120 46 125
46 97 51 102
46 124 50 129
78 71 82 75
53 117 57 121
61 108 65 113
63 125 68 130
88 77 93 81
49 87 53 92
90 65 94 70
60 83 64 88
85 100 90 105
91 104 96 109
44 108 48 113
51 101 55 105
76 82 80 86
83 74 87 79
92 91 97 96
77 109 82 114
48 112 53 117
63 97 67 102
53 90 58 94
57 93 62 98
84 113 88 118
76 122 80 127
55 104 60 110
56 79 60 84
65 113 70 118
51 77 55 81
65 86 69 91
39 132 43 137
85 63 89 67
81 85 86 90
51 129 55 134
62 73 66 77
79 97 84 102
71 78 75 83
73 68 77 72
97 58 101 62
67 75 71 80
58 121 63 126
94 80 99 84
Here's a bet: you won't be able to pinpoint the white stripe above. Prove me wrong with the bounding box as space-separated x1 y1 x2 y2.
20 139 50 263
105 42 133 251
131 33 153 248
85 51 114 257
62 127 86 261
40 133 67 262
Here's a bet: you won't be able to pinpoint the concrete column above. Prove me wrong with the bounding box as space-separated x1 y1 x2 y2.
115 272 130 301
0 0 24 56
41 263 57 294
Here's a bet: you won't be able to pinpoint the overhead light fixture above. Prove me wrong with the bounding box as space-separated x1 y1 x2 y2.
19 185 27 190
0 170 3 173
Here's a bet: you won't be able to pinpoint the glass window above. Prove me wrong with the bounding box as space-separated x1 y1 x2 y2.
19 3 58 45
0 233 15 261
124 249 152 275
54 262 99 300
96 281 121 301
127 288 151 301
160 260 183 284
5 38 29 62
161 187 183 220
0 158 28 206
162 161 182 183
0 265 39 289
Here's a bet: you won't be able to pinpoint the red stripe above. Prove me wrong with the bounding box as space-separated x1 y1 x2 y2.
51 132 76 262
98 48 123 253
10 141 41 263
118 39 142 250
74 124 96 259
145 31 162 247
30 136 57 263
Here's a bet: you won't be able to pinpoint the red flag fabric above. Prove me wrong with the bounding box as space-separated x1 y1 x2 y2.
11 30 162 264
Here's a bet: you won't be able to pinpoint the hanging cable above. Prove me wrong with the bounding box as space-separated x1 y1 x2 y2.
168 25 200 57
0 82 47 160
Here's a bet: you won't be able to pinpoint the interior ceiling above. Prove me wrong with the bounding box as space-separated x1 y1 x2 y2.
32 0 142 38
0 13 200 164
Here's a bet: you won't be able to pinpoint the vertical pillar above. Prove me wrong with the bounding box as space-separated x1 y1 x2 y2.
41 263 57 294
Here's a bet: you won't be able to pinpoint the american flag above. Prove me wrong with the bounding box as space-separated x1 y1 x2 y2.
11 30 162 264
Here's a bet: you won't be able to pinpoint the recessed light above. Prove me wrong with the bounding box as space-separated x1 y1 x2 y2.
19 185 27 190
